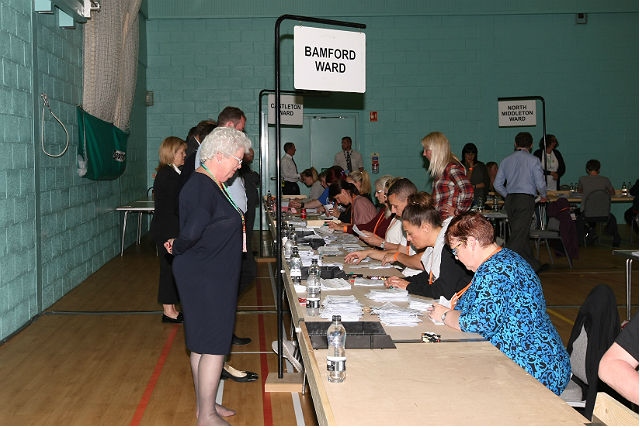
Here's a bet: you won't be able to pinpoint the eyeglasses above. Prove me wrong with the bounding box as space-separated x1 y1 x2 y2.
375 189 385 194
450 242 463 257
229 154 243 166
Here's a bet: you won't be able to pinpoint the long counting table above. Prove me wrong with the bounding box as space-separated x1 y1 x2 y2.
269 209 589 425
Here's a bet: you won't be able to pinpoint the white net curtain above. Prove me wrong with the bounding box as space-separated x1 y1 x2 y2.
82 0 142 131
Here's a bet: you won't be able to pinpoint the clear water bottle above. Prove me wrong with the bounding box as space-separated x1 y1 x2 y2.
306 258 321 316
284 225 296 260
327 315 346 383
622 181 628 196
290 246 302 286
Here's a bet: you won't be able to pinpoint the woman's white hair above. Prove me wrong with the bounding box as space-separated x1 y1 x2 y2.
200 127 252 162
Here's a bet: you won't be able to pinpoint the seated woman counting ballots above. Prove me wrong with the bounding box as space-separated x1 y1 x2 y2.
290 165 345 212
327 180 378 233
382 192 472 299
428 212 571 396
353 174 397 244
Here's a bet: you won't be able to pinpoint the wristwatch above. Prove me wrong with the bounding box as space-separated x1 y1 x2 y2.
380 241 385 250
441 310 450 323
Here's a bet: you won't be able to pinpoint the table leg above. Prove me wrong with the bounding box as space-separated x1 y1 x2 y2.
626 258 632 321
137 212 143 245
121 211 129 257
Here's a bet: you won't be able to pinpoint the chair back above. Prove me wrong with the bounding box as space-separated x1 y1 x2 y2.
583 189 611 220
566 284 621 419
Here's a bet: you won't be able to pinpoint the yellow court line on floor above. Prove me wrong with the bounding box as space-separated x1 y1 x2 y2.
547 308 575 326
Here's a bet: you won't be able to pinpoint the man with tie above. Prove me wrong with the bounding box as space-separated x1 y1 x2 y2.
281 142 300 195
334 136 364 173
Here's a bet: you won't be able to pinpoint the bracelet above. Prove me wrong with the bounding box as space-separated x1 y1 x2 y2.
380 241 385 250
441 310 450 323
343 225 348 233
393 251 400 261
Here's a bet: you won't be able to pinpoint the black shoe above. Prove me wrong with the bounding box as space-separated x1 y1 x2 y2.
221 367 259 382
232 334 251 345
535 263 550 274
162 312 184 323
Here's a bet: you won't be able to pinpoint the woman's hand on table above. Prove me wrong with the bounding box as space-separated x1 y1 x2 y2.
428 303 450 323
344 250 370 264
360 231 384 248
164 238 175 255
328 221 343 230
288 199 302 209
384 276 408 289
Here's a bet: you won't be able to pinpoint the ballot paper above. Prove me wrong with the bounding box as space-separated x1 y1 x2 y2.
408 298 434 312
320 278 352 291
351 224 368 238
353 277 385 287
365 288 409 302
370 302 423 327
427 296 451 325
320 295 363 321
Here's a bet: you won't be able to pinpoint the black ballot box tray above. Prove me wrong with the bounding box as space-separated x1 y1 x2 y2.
306 321 396 349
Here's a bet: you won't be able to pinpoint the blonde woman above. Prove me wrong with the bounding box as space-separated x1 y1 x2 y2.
150 136 187 323
422 132 474 218
346 170 372 200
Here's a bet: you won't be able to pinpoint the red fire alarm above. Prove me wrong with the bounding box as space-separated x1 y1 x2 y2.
369 111 378 122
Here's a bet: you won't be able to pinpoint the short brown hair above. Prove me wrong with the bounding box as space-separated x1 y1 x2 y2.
157 136 186 170
445 212 495 247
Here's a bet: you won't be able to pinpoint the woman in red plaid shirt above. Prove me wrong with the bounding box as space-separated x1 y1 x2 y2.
421 132 474 219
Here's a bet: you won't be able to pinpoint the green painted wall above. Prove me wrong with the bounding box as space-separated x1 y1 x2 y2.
145 1 638 222
0 3 148 341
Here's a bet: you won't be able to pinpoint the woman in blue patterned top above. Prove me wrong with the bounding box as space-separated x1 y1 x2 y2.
429 212 571 395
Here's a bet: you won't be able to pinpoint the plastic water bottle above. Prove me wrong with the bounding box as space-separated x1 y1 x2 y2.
622 182 628 196
327 315 346 383
290 246 302 286
306 258 321 316
284 225 296 260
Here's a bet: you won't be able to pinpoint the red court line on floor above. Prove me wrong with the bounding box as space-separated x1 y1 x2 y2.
130 324 180 425
256 276 274 426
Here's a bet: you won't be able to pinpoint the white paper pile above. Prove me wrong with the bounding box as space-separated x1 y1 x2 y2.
408 298 434 312
320 278 352 291
320 295 362 321
370 302 423 327
352 277 384 287
365 288 409 302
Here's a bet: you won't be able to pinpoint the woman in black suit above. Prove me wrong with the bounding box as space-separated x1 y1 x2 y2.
150 136 187 323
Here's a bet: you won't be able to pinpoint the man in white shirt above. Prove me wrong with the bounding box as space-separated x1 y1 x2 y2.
334 136 364 173
281 142 300 195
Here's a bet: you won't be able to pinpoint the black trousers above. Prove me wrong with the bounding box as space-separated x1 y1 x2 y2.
157 245 180 304
282 181 300 195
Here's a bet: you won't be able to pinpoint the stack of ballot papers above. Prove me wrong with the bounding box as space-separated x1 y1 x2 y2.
352 277 385 287
408 298 434 312
320 278 351 291
370 302 423 327
365 288 409 302
320 295 362 321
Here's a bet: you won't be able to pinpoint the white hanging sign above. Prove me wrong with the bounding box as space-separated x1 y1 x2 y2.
293 25 366 93
497 99 537 127
267 94 304 125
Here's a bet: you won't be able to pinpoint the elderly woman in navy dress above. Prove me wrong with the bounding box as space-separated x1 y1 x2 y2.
165 126 251 425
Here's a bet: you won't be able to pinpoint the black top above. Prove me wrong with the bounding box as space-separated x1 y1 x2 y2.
405 246 473 299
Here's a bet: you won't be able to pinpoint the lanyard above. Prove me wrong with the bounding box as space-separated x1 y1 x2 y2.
201 163 247 252
372 211 386 236
450 246 502 309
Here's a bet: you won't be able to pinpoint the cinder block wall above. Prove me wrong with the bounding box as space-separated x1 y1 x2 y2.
0 3 148 341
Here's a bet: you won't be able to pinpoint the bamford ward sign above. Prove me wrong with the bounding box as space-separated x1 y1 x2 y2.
293 26 366 93
498 100 537 127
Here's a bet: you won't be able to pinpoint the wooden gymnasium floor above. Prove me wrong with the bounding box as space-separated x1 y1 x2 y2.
0 228 637 426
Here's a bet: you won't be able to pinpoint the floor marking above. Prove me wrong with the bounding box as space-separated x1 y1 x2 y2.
547 308 575 326
256 276 274 426
130 324 179 425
